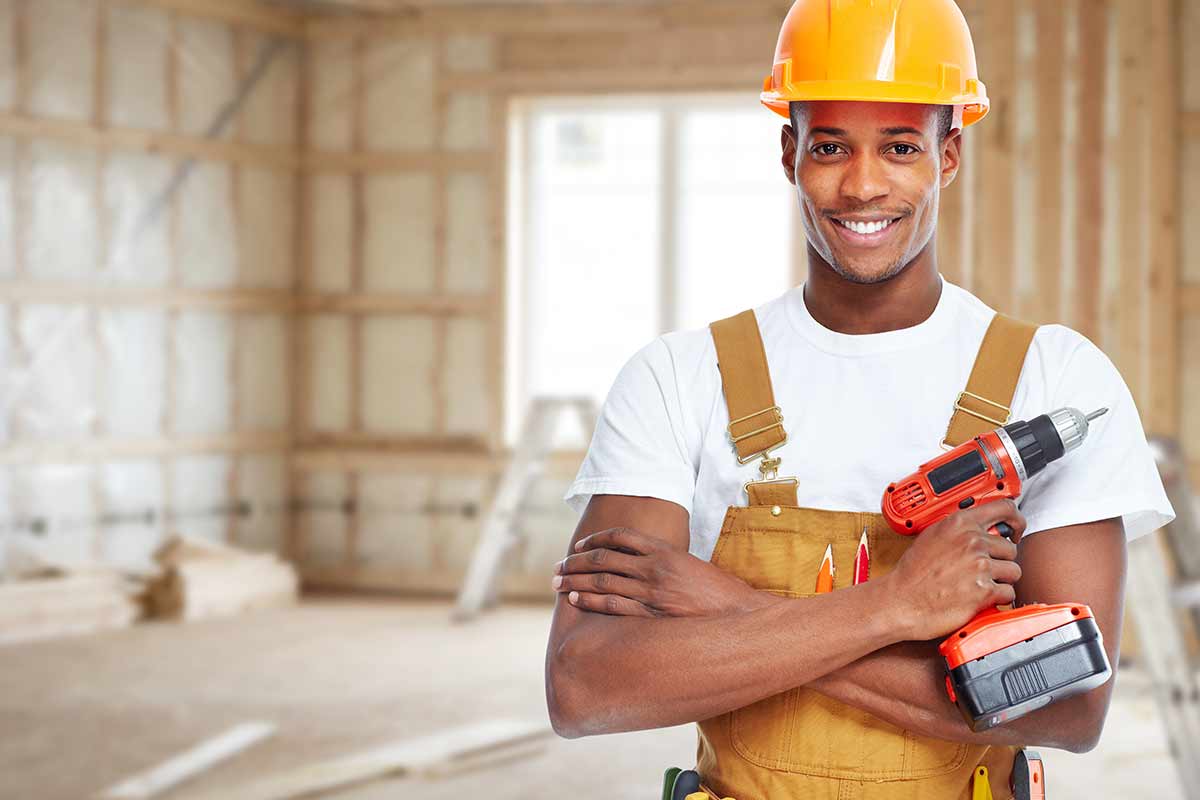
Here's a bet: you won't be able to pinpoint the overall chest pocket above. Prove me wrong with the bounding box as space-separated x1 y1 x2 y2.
708 511 970 782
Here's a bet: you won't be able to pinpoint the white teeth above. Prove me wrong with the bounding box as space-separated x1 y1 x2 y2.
838 218 895 235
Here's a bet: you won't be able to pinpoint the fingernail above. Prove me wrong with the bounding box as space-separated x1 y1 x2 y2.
551 575 562 589
574 541 583 551
568 591 579 603
554 560 563 574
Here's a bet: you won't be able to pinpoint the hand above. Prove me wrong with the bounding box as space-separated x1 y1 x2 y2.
551 526 779 618
885 499 1027 641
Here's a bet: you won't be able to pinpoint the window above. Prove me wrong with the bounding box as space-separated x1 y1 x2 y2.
506 94 794 444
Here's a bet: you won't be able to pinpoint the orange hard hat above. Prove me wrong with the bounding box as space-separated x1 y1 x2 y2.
761 0 989 129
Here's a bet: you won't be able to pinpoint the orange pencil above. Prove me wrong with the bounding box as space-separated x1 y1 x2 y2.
853 527 870 586
815 543 835 594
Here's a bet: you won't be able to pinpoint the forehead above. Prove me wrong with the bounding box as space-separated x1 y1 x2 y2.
799 100 936 136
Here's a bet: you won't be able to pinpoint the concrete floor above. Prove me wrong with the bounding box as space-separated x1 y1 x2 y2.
0 599 1186 800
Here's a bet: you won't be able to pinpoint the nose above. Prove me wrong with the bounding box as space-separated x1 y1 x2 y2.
840 152 889 206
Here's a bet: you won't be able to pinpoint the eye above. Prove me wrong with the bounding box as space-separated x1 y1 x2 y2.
811 143 845 158
888 143 920 156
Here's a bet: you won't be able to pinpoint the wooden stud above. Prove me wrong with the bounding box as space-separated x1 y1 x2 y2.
1075 0 1107 345
91 0 111 562
346 34 366 570
487 90 508 453
1182 284 1200 316
304 149 490 174
1033 0 1066 325
227 27 245 546
163 8 181 538
0 431 290 466
432 37 448 437
110 0 305 39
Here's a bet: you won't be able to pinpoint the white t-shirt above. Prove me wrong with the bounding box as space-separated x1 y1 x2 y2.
565 278 1176 561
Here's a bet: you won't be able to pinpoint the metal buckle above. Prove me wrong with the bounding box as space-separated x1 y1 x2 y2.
727 406 785 464
940 391 1010 450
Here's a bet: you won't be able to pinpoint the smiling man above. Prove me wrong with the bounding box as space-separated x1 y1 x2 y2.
543 1 1174 798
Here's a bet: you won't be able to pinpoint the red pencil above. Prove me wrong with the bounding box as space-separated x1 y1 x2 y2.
853 527 870 586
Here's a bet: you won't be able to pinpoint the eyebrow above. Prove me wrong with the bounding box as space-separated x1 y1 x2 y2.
809 126 925 137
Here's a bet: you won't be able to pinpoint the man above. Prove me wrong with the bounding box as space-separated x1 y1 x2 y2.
544 0 1175 797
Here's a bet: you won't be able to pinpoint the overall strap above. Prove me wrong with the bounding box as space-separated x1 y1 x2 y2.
710 310 797 506
943 313 1039 448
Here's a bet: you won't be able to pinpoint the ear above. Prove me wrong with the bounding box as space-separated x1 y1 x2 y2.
781 123 798 186
939 129 963 190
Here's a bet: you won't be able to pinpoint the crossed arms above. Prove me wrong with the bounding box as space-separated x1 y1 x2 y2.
543 494 1126 753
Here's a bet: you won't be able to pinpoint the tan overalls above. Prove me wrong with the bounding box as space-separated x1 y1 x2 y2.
694 308 1038 800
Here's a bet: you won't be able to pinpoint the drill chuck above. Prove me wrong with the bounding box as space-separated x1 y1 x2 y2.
998 407 1107 481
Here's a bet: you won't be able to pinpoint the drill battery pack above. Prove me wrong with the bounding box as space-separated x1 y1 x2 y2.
940 604 1112 731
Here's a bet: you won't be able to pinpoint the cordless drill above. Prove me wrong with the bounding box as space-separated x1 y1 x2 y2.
881 407 1113 731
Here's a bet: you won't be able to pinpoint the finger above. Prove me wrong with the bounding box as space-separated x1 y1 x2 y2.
574 527 658 556
557 547 644 579
983 532 1019 561
989 582 1017 607
971 499 1026 538
566 590 656 617
990 559 1023 586
553 571 652 603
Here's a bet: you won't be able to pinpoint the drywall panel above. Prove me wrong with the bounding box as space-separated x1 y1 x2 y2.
300 471 348 565
307 314 351 431
99 459 165 571
0 2 14 111
9 463 95 567
170 455 232 543
236 453 287 553
357 473 433 567
172 311 232 435
14 305 95 440
445 172 489 292
361 316 435 434
238 166 294 289
100 310 166 437
364 173 434 292
28 142 97 282
443 317 489 436
432 475 489 572
310 173 353 292
28 0 96 121
107 5 170 131
178 161 237 288
308 38 354 151
240 34 299 147
363 37 434 151
445 34 496 72
177 18 236 139
238 313 289 430
0 137 13 278
443 93 490 151
104 152 172 286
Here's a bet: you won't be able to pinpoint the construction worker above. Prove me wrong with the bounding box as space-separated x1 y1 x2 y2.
545 1 1175 798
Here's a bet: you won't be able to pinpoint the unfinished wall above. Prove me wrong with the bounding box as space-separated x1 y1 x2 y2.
0 0 303 573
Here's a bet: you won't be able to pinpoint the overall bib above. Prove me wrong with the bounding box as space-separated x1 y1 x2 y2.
694 308 1038 800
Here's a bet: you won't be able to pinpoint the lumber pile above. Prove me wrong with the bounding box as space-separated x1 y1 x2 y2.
148 536 298 621
0 568 142 646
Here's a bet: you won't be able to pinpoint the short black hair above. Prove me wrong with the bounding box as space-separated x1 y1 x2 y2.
788 102 956 144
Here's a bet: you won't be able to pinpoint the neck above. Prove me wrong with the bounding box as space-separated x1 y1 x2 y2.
803 245 942 334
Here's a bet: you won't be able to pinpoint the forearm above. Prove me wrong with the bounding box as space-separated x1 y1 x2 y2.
808 640 1108 752
547 579 903 737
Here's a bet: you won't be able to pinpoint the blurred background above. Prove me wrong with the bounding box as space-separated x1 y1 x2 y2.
0 0 1198 798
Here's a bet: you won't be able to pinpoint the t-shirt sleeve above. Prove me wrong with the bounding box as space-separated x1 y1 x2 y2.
563 337 697 517
1018 337 1175 541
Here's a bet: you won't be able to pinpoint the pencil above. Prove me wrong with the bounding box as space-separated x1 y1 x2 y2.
853 527 870 586
815 543 835 593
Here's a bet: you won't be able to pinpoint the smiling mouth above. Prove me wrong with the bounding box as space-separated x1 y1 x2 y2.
832 216 903 235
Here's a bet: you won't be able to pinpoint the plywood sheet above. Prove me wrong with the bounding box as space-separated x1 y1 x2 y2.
237 166 294 289
445 34 496 72
0 1 15 111
300 471 348 565
357 473 433 567
361 316 435 434
28 0 96 121
14 305 96 440
8 463 96 566
310 174 353 292
237 313 289 430
308 39 355 151
178 161 237 288
443 93 490 152
445 172 489 292
364 173 434 292
0 137 13 278
307 314 351 432
104 152 172 287
107 5 170 131
170 455 232 543
176 18 237 139
172 312 232 435
236 454 287 553
27 142 97 282
99 310 166 437
443 317 489 436
240 33 299 147
363 37 434 151
99 459 166 571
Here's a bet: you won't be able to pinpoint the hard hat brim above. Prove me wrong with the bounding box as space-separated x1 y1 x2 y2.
761 79 989 128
